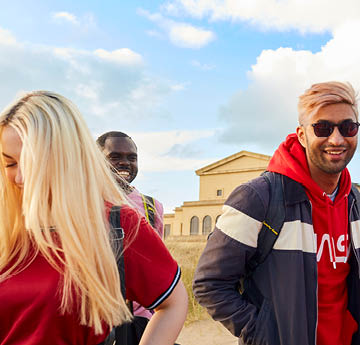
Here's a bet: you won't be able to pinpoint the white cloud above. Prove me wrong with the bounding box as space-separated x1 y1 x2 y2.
218 21 360 148
191 59 215 70
0 28 204 178
53 11 79 25
131 129 216 172
94 48 143 66
0 26 180 136
75 82 100 100
164 0 360 33
0 28 17 46
138 8 215 48
146 30 164 39
170 82 187 91
52 11 97 34
169 23 214 48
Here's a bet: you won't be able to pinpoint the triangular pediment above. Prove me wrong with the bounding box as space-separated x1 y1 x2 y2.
196 150 271 176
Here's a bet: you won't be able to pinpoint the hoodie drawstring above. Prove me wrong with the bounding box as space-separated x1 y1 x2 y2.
323 192 337 269
323 192 349 269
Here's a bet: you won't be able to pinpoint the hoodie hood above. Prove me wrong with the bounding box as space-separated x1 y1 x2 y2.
267 133 351 205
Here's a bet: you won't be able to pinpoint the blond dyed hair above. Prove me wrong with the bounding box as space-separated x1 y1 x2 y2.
0 91 132 333
298 81 358 124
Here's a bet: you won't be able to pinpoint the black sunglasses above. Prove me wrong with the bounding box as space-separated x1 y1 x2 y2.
311 120 360 137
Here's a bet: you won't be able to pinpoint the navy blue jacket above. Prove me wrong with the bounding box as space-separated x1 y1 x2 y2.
193 174 360 345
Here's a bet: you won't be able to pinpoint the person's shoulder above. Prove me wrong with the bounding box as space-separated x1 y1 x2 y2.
106 202 140 223
120 204 140 221
136 189 164 215
149 195 163 214
215 175 274 246
225 174 270 214
119 203 136 213
126 186 141 199
139 191 160 204
128 188 160 205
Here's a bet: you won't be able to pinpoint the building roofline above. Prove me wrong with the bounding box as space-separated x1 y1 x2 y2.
195 150 271 176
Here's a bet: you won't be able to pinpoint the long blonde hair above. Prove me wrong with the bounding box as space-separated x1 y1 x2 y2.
0 91 132 333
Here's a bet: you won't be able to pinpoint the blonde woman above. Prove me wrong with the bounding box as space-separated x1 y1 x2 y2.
0 91 188 345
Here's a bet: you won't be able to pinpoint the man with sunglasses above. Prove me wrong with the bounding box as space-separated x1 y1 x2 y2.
193 81 360 345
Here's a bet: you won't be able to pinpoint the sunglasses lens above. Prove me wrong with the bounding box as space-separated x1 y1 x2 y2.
313 122 332 137
312 121 359 137
340 122 359 137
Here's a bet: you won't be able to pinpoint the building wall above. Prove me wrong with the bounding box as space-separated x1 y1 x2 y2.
163 214 175 238
198 169 266 201
165 166 265 237
165 202 224 236
164 152 270 236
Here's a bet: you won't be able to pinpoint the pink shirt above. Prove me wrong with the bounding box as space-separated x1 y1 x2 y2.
127 188 164 238
127 187 164 319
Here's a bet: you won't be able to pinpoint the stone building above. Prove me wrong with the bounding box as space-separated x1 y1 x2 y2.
164 150 271 237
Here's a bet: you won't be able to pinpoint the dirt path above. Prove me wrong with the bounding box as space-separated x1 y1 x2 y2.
176 319 238 345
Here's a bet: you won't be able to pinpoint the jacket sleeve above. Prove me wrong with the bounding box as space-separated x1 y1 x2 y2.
192 177 269 342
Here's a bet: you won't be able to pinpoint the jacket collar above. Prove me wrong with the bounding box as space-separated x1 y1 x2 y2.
283 175 309 206
283 174 358 210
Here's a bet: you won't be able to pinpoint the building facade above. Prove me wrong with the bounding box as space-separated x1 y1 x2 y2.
164 150 271 237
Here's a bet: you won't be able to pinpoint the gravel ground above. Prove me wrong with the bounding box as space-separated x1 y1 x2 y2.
176 319 238 345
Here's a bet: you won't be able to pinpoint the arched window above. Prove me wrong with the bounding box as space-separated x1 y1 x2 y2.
215 215 221 224
190 216 199 235
202 215 212 235
164 224 171 239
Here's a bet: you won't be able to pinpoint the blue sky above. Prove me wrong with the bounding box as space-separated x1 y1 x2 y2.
1 0 360 212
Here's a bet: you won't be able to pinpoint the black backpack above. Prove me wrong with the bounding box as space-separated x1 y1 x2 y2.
101 206 148 345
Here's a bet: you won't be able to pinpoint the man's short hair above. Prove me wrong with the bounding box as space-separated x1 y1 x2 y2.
96 131 135 149
298 81 358 124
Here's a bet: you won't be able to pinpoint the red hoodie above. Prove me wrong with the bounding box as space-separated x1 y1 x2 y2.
268 133 358 345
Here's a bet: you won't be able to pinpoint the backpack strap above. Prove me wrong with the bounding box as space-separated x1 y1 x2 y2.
109 206 126 298
241 172 286 309
141 194 156 228
108 206 127 345
246 171 286 273
351 184 360 211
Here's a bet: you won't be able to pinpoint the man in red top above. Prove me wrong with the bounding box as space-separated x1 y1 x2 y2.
295 82 358 345
193 81 360 345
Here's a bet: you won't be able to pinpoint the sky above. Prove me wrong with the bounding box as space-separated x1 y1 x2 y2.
1 0 360 212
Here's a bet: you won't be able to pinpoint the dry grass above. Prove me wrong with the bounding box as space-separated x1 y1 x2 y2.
165 236 210 325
